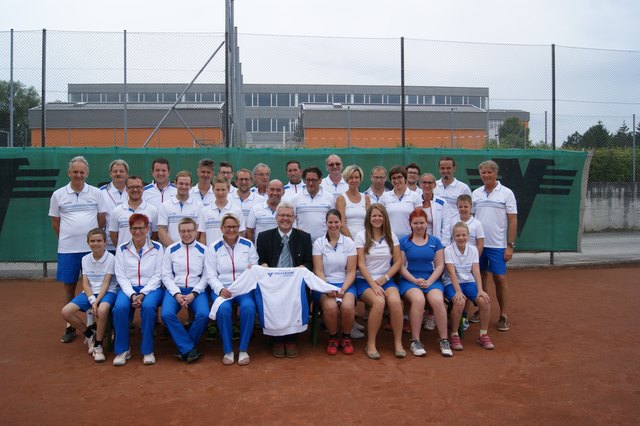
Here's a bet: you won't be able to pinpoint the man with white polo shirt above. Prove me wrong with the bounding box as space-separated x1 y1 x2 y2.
283 160 305 202
158 171 202 247
472 160 517 332
142 158 177 210
49 156 107 343
229 168 264 222
251 163 270 197
364 165 391 203
245 179 284 242
100 159 129 253
191 159 215 206
293 167 335 242
321 154 349 200
435 156 472 224
197 176 245 245
405 162 423 197
109 176 159 247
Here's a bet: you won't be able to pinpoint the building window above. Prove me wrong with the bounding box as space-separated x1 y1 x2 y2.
387 94 401 104
353 94 365 104
331 93 347 103
369 94 383 104
258 93 271 107
276 93 291 107
298 93 310 104
313 93 328 103
435 95 446 105
258 118 271 132
183 92 196 102
87 93 101 102
407 95 418 105
450 95 463 105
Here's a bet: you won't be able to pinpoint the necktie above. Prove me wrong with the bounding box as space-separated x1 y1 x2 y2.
278 234 293 267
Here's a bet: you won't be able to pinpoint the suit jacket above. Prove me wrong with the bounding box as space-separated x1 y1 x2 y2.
256 228 313 271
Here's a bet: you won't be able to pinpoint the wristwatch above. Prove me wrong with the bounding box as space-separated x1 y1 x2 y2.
507 242 516 248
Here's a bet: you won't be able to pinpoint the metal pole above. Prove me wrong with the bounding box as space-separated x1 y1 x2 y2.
544 110 548 147
633 113 636 182
9 29 14 147
551 44 556 151
450 108 455 148
347 106 351 147
41 29 46 147
400 37 405 148
123 30 128 147
224 0 235 148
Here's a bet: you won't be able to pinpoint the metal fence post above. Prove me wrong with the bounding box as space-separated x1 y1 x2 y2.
9 29 14 147
41 29 46 147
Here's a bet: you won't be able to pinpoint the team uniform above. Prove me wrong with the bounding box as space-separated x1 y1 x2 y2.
421 195 450 246
49 182 107 283
435 177 472 224
472 182 518 275
282 181 306 203
312 234 357 302
191 185 214 206
108 200 159 247
292 189 335 242
340 193 367 238
397 235 445 296
443 243 480 301
206 237 259 355
228 191 264 222
353 230 400 297
100 182 127 252
113 239 164 356
142 182 177 210
364 186 390 203
455 216 485 248
68 251 118 311
379 189 422 239
161 240 209 356
209 266 337 336
246 200 279 242
320 176 349 200
409 186 423 198
157 195 203 245
250 186 268 198
197 201 246 245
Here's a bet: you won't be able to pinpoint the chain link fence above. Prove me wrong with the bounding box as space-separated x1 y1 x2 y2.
0 30 638 276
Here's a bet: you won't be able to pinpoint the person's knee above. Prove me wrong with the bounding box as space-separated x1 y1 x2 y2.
494 275 508 287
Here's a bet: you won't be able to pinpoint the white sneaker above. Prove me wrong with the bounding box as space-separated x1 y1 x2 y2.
93 345 106 363
222 352 235 365
409 339 427 357
423 315 436 331
353 321 365 331
350 324 365 339
238 351 250 366
143 353 156 365
113 349 131 366
84 333 95 355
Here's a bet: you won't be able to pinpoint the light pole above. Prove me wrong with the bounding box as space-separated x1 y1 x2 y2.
450 107 457 148
347 106 351 147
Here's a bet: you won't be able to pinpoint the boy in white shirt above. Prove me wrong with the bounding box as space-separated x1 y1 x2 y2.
61 228 117 362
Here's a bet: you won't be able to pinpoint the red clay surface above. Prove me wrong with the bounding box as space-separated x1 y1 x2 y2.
1 266 639 425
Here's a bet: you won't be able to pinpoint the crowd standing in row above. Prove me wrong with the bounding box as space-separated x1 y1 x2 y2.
51 154 517 365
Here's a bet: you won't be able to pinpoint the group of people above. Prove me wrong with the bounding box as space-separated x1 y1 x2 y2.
52 153 517 365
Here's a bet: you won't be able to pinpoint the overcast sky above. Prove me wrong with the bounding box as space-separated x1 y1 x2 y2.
2 0 639 142
2 0 638 49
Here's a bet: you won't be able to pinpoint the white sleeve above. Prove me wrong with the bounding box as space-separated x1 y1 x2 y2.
158 203 169 227
197 209 206 233
48 191 60 217
205 246 224 296
209 267 261 320
108 209 118 232
246 207 257 229
162 246 180 296
302 269 343 293
96 188 108 214
115 249 135 298
140 246 164 295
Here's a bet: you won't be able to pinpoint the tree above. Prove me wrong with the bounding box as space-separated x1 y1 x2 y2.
497 117 529 148
611 122 632 148
562 131 583 149
580 121 611 149
0 80 41 147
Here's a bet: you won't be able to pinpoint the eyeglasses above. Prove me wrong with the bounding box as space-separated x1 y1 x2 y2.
391 175 405 181
127 185 143 190
327 163 342 167
304 178 319 182
130 226 147 231
223 225 239 230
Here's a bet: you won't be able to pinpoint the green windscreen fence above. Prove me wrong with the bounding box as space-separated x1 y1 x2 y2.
0 147 590 261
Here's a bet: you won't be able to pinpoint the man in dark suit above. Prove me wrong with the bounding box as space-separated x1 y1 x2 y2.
256 201 313 358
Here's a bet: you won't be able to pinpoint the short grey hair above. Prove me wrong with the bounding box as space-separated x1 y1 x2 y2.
478 160 499 173
68 156 89 173
253 163 271 175
109 159 129 173
276 201 295 216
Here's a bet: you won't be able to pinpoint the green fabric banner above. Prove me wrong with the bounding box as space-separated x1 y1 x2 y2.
0 147 589 261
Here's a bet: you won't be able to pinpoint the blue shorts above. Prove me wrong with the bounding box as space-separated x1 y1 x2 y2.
354 277 398 298
312 282 357 304
69 291 117 312
444 282 478 302
479 247 507 275
56 252 90 284
397 279 444 296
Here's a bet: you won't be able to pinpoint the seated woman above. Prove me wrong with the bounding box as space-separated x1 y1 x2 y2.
353 203 404 359
398 208 452 357
312 209 357 355
112 213 164 366
205 213 259 366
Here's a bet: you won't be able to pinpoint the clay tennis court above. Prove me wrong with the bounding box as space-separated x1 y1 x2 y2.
1 265 638 424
